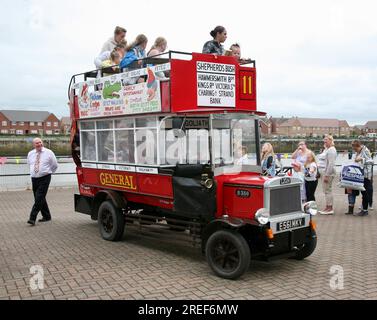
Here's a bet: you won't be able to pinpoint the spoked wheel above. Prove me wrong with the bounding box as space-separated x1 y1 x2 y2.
206 230 251 280
102 210 113 233
98 200 125 241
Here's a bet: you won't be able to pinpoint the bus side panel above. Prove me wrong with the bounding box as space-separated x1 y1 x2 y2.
170 58 197 112
79 168 173 199
160 81 171 112
137 174 173 198
125 193 174 210
81 168 138 193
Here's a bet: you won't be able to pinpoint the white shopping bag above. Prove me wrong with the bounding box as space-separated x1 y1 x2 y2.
339 164 365 191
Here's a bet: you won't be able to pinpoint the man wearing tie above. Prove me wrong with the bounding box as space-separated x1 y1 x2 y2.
27 138 58 226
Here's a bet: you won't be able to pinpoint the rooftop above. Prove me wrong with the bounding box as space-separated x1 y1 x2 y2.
365 121 377 129
279 117 349 128
0 110 52 122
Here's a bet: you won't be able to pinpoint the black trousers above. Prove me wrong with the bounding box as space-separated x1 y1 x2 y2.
29 174 52 221
369 176 374 206
305 180 318 202
362 178 373 210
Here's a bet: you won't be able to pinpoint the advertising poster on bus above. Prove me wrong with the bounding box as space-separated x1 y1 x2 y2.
77 66 165 119
123 68 161 115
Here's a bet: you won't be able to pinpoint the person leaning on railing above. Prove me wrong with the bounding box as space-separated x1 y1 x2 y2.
147 37 169 79
225 43 252 64
147 37 167 57
202 25 227 56
120 34 148 84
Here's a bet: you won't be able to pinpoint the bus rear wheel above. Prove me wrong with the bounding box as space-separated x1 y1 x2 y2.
98 200 125 241
205 230 251 280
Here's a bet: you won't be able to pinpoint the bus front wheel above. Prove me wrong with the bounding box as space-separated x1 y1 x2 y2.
205 230 251 280
98 200 125 241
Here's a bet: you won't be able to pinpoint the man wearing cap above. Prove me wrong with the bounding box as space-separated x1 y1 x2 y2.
27 138 58 226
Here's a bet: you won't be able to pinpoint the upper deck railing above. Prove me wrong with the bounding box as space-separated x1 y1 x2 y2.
68 51 256 93
68 51 258 120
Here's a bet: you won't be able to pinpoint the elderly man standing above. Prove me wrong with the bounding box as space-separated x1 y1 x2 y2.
27 138 58 226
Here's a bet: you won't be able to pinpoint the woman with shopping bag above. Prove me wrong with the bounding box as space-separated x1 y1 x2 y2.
343 140 373 216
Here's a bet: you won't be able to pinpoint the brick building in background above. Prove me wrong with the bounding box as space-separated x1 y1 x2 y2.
363 121 377 134
60 117 71 135
0 110 61 135
270 117 351 138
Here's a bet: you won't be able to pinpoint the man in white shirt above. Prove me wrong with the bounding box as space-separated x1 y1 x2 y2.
27 138 58 226
99 26 127 54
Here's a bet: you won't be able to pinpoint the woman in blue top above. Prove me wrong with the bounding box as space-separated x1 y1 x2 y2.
120 34 148 69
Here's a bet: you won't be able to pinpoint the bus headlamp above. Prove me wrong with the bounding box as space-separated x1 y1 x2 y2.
304 201 318 216
255 208 270 225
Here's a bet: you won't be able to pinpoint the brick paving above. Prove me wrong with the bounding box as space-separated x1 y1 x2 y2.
0 182 376 300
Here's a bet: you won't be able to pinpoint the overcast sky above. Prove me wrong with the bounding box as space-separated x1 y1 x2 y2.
0 0 376 125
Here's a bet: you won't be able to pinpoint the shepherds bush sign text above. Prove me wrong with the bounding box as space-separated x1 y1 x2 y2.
197 62 236 108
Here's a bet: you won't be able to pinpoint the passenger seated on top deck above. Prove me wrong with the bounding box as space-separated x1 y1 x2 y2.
94 42 126 69
147 37 167 57
147 37 168 79
202 25 227 56
225 43 252 64
120 34 148 85
101 51 121 76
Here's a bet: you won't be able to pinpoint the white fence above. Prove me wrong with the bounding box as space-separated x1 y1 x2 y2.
0 157 77 191
0 155 375 192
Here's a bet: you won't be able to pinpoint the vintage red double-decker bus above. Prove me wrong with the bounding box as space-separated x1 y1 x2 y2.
68 51 317 279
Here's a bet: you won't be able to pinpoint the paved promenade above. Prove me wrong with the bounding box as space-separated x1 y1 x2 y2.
0 183 376 300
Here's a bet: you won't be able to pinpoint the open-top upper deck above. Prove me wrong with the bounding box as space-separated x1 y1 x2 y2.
69 51 258 120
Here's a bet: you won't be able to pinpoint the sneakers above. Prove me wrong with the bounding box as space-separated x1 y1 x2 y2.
319 209 334 215
27 220 36 226
354 210 368 217
359 205 373 211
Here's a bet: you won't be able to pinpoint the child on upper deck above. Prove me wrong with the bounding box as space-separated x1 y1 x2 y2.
101 51 121 76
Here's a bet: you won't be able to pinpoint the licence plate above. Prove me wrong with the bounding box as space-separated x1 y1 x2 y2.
276 218 306 232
